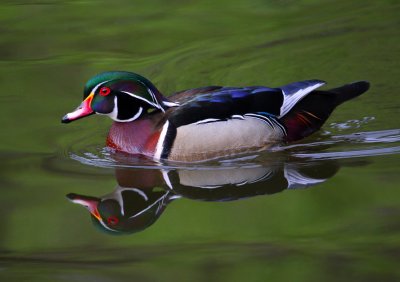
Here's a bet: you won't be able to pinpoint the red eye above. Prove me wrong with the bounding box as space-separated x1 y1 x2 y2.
99 86 111 96
107 216 119 225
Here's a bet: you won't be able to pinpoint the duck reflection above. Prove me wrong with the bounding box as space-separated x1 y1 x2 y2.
67 159 340 234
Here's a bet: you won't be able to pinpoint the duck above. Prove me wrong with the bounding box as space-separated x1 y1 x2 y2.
61 71 369 162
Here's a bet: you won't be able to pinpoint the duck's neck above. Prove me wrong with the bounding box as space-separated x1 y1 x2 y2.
106 119 161 156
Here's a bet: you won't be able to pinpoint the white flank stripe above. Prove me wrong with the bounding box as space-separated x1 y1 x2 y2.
279 82 325 118
244 113 287 136
232 115 245 120
195 118 221 125
154 121 170 160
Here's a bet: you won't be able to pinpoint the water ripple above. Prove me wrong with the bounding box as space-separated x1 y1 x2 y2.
294 146 400 160
67 128 400 169
329 117 376 131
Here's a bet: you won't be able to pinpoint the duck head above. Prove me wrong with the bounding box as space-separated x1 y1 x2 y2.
62 71 177 123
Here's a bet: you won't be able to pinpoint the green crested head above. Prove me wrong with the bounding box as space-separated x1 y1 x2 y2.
62 71 178 123
83 71 158 100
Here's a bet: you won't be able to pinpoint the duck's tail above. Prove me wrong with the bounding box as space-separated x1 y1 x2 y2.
280 81 370 142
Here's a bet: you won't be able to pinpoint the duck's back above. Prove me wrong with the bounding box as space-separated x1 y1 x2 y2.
155 80 369 161
158 85 290 161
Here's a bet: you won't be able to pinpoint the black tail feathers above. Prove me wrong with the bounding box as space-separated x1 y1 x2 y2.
281 81 370 142
329 81 370 106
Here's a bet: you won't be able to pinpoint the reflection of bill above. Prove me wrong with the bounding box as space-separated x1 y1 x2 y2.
67 160 340 235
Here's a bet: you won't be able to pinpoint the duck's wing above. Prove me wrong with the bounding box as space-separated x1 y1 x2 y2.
279 80 326 118
169 80 325 127
155 81 326 160
156 86 283 160
168 86 224 104
280 80 369 142
169 86 283 127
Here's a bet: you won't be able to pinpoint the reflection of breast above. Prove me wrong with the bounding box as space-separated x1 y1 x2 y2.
164 160 340 202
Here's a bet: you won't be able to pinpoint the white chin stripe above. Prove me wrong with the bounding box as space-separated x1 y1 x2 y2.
108 97 119 120
107 99 143 122
129 107 144 121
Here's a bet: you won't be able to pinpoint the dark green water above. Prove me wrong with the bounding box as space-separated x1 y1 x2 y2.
1 0 400 281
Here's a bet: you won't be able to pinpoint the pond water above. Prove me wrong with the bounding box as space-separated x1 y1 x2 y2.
1 0 399 281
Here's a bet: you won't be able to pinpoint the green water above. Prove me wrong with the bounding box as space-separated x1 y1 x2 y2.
1 0 400 281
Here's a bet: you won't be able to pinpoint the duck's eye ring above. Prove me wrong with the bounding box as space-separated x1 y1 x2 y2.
107 216 119 225
99 86 111 96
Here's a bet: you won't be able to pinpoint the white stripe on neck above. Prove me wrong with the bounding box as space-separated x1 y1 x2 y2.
106 99 143 122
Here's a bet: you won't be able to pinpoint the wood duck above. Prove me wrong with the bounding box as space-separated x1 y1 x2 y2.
62 71 369 162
